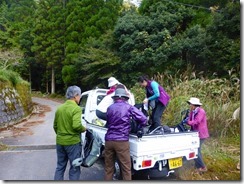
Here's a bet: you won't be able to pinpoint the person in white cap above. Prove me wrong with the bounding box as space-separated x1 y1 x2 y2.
107 77 120 95
96 77 135 121
185 97 209 173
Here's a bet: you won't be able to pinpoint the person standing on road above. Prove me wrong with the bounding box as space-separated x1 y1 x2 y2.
53 85 86 180
104 88 147 180
137 75 170 133
185 97 209 173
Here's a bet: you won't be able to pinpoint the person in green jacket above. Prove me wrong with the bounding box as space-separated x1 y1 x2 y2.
53 85 86 180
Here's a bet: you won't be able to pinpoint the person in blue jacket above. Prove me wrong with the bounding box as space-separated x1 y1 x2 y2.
138 75 170 133
104 88 147 180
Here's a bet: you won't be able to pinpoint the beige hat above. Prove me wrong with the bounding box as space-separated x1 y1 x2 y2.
187 97 202 106
108 77 119 87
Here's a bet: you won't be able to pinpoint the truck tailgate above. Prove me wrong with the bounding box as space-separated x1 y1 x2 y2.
129 132 199 158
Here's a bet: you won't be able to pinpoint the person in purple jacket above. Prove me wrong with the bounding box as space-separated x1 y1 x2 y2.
186 97 209 173
104 88 147 180
138 75 170 133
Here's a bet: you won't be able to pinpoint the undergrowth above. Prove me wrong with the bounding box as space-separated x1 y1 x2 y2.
177 137 240 180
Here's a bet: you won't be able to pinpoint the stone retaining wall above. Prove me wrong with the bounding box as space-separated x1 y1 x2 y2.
0 82 33 127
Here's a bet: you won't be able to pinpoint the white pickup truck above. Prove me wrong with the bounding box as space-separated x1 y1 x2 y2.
79 88 200 179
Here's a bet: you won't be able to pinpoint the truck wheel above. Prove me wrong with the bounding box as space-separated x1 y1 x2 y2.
113 160 122 180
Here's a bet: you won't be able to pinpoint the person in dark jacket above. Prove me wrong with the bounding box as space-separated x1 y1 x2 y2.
53 86 86 180
138 75 170 133
104 88 147 180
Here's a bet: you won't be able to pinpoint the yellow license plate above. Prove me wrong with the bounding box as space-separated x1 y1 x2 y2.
168 157 182 169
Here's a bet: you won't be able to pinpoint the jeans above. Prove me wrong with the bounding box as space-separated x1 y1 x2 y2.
54 143 82 180
149 101 166 131
195 139 206 168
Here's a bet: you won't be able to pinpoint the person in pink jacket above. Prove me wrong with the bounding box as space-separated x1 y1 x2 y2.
186 97 209 173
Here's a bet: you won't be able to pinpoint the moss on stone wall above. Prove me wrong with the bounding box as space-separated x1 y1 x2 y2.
0 74 33 127
15 81 33 115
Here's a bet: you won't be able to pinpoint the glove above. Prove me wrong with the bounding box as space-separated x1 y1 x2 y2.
72 158 83 167
137 130 143 138
181 117 189 124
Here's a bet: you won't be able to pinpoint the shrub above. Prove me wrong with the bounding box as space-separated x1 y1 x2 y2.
0 69 25 87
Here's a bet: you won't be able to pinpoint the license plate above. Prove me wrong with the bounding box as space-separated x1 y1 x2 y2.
168 157 182 169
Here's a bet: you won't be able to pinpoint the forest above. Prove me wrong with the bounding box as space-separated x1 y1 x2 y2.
0 0 240 180
0 0 240 94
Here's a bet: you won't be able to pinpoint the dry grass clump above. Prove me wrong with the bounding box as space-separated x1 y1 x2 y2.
154 69 240 138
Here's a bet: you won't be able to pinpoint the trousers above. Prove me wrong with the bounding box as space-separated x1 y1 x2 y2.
195 139 206 168
104 141 131 180
54 142 82 180
150 101 166 131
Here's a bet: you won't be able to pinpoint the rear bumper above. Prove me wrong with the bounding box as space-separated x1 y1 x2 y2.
133 167 173 178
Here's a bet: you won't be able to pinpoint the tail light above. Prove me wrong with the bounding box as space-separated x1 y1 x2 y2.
142 160 152 167
189 152 195 158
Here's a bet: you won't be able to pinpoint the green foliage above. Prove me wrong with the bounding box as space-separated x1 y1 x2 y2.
0 48 23 71
0 69 26 87
114 0 240 84
74 39 121 89
0 0 240 99
0 1 16 49
64 0 121 65
61 65 78 87
201 1 240 77
31 0 66 93
114 1 198 82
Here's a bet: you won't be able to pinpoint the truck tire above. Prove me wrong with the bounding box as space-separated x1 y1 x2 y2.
113 160 122 180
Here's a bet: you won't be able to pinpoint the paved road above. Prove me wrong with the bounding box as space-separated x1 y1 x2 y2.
0 97 105 181
1 97 58 146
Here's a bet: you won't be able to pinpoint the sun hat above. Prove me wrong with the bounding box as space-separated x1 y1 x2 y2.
108 77 119 87
187 97 202 106
112 88 129 100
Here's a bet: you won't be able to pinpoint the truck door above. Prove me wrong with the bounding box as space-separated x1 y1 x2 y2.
80 94 88 143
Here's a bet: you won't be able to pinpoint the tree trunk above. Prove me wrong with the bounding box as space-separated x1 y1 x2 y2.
29 64 32 93
46 80 49 94
51 67 55 94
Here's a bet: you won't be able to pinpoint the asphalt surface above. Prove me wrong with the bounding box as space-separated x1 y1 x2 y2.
0 97 105 181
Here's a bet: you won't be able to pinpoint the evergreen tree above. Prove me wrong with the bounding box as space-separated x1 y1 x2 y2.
62 0 122 88
32 0 65 93
114 2 196 82
202 1 240 77
0 0 37 86
0 1 16 49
